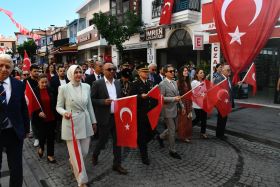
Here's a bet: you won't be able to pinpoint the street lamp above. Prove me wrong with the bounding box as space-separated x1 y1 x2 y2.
31 28 49 64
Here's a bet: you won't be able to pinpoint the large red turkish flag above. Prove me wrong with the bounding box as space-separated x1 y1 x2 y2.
114 95 138 148
213 0 280 83
159 0 174 25
147 85 163 130
22 50 31 71
242 63 257 95
25 81 41 117
215 79 232 117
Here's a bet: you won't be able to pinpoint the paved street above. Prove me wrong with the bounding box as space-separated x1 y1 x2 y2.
1 106 280 187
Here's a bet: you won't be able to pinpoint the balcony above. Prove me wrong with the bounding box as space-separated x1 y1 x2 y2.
152 0 201 19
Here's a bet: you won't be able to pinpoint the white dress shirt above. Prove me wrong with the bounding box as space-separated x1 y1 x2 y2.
104 77 117 113
1 77 12 128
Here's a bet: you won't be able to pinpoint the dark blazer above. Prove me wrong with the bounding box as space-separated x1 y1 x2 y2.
91 78 121 126
50 75 69 99
85 73 103 87
7 77 30 139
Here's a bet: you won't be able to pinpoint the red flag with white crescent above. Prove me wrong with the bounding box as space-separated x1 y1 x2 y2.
215 79 232 117
212 0 280 83
23 50 31 71
159 0 174 25
25 81 42 117
114 95 138 148
242 63 257 95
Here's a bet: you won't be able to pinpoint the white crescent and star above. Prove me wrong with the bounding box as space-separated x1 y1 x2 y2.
252 73 256 81
221 0 263 45
120 107 133 130
217 89 230 103
163 2 171 15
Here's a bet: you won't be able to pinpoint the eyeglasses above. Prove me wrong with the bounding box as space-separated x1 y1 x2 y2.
22 74 29 76
106 68 116 72
151 69 156 72
167 70 175 73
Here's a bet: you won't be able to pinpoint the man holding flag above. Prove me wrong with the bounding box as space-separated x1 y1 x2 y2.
213 65 235 140
130 63 158 165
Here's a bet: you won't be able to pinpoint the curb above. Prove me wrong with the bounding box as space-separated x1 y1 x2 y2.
206 123 280 149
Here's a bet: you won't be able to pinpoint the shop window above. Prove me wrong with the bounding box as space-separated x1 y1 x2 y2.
168 29 192 48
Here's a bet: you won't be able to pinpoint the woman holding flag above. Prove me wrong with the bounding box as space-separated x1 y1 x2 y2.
56 65 97 187
33 74 56 163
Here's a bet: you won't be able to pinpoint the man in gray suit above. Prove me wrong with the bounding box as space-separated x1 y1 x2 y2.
91 63 128 175
158 64 185 159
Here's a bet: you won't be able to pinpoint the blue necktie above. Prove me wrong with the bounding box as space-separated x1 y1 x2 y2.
0 81 8 129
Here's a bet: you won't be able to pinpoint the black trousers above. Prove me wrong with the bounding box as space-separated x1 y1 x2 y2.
92 115 121 165
0 128 23 187
38 121 56 156
216 112 228 137
193 109 207 134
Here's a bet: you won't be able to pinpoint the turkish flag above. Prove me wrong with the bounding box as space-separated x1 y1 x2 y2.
242 63 257 95
215 79 232 117
25 81 41 117
191 80 214 113
114 95 138 148
213 0 280 83
22 50 31 71
147 85 163 130
159 0 174 25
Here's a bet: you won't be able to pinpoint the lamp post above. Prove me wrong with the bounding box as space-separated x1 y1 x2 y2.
31 28 49 64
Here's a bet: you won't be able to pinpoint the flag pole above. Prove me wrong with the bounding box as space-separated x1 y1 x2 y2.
27 80 44 112
241 63 254 83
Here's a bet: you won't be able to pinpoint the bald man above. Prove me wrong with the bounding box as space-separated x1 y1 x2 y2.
214 65 235 140
0 54 29 187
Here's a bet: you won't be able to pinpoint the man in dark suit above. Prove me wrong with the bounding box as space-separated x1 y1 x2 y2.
91 63 128 175
50 65 69 142
148 63 162 85
214 65 235 140
0 54 29 187
85 61 103 86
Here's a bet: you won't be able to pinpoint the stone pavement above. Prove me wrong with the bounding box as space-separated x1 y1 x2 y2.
17 126 280 187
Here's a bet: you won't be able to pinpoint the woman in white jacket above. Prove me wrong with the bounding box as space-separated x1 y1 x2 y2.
56 65 96 187
191 68 208 139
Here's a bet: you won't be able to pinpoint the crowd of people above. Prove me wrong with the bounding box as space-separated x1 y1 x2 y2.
0 53 234 187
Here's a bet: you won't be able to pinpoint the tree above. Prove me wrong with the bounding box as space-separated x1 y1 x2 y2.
92 11 141 60
17 40 37 61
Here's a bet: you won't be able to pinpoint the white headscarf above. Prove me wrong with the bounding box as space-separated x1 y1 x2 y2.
67 65 82 84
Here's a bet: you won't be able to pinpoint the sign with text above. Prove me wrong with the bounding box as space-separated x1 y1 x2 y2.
210 43 220 82
130 0 140 16
145 27 165 41
193 35 204 50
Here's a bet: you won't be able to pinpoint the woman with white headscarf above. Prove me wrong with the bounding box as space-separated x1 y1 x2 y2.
56 65 96 187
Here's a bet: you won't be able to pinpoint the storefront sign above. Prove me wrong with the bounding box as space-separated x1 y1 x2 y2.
130 0 140 15
147 47 155 64
193 35 204 50
210 43 220 81
79 33 91 43
77 27 99 45
145 27 165 41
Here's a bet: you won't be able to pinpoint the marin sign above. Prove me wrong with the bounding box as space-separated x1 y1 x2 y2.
145 27 165 41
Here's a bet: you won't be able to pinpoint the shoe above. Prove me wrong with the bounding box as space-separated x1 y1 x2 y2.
183 138 191 143
33 139 39 147
37 148 43 158
169 151 182 159
112 164 128 175
141 157 150 165
216 135 228 141
200 133 208 139
156 135 164 148
92 155 98 166
47 156 57 164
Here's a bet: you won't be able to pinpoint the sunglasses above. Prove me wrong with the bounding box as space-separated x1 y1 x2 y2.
167 70 175 73
151 69 156 72
106 68 116 72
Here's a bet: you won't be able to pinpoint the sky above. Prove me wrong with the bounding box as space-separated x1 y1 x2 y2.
0 0 84 37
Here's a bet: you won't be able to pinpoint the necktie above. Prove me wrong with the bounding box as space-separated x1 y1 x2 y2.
97 75 100 80
0 81 8 129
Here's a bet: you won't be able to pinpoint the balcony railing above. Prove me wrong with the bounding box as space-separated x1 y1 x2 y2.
152 0 201 19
